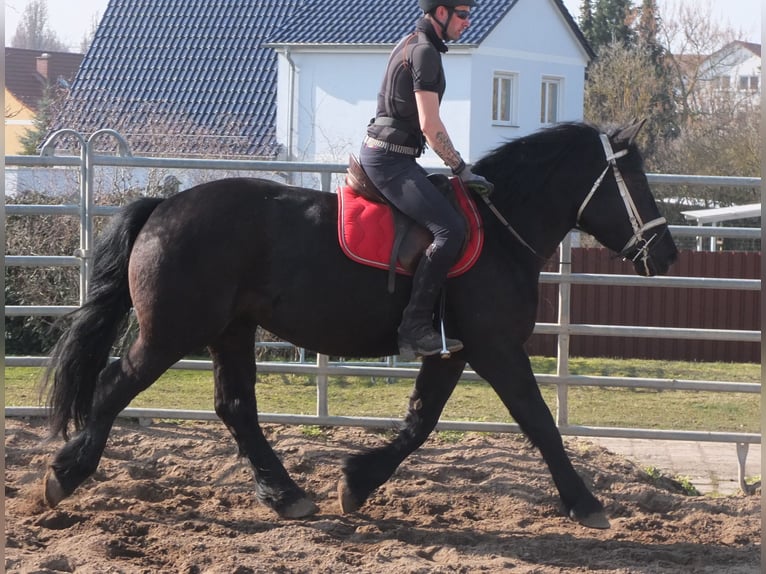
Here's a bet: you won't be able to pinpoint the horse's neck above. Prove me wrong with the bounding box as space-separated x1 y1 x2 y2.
505 193 575 264
484 138 599 263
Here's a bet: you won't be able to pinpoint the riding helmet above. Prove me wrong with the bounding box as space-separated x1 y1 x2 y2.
419 0 477 13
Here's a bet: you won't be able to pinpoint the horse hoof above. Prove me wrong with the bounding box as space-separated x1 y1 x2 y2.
571 509 611 529
279 497 319 519
43 468 66 508
337 479 362 514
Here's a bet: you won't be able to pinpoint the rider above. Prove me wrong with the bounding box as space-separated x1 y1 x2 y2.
359 0 493 358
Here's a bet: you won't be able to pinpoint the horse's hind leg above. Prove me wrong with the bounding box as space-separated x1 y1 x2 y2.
209 320 318 519
44 337 177 506
338 355 465 513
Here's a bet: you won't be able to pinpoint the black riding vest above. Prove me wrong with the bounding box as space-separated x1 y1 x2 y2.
367 17 448 150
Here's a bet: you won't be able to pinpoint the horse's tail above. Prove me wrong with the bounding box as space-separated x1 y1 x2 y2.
44 197 164 440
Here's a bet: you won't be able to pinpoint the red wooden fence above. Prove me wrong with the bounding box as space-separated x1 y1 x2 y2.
526 249 761 363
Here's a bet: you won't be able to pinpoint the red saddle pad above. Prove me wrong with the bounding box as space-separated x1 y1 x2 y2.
337 177 484 277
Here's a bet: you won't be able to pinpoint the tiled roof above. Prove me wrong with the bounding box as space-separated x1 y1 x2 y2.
267 0 510 45
58 0 300 158
5 48 84 111
55 0 590 158
732 41 761 58
267 0 592 55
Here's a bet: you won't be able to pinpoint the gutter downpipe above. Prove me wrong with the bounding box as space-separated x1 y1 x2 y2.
284 47 296 181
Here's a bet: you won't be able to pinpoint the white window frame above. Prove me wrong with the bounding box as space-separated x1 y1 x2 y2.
540 76 563 125
738 75 759 92
714 75 732 90
491 71 519 126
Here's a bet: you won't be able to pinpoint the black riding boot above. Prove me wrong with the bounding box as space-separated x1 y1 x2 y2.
398 255 463 358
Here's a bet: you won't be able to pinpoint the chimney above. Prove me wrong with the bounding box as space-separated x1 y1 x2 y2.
36 53 51 79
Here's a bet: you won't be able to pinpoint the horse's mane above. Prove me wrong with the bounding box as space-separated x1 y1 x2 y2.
473 122 601 203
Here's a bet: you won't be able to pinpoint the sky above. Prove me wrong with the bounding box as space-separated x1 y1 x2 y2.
3 0 762 51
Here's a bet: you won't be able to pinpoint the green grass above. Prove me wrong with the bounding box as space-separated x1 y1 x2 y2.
5 356 760 433
644 466 701 496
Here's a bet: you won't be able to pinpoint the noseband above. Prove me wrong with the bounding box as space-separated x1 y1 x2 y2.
576 134 666 274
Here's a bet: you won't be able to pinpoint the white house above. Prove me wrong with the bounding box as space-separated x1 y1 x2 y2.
267 0 594 167
698 41 761 110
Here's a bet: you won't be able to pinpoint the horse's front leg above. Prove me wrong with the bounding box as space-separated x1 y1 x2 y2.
470 346 610 529
209 320 318 519
338 355 466 513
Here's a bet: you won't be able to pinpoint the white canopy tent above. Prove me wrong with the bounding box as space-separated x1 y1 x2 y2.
681 203 761 251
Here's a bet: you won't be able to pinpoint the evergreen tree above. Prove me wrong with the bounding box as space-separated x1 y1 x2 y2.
19 87 61 155
636 0 663 66
587 0 636 53
579 0 595 45
636 0 677 141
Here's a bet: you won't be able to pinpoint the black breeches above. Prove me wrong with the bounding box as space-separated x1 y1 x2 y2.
360 145 467 277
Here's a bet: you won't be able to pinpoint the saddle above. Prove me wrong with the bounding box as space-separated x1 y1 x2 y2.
339 155 483 293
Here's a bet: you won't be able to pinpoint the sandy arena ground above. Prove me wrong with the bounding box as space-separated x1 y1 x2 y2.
5 417 761 573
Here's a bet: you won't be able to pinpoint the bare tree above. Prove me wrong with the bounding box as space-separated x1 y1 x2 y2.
582 0 760 221
657 0 739 122
79 12 102 53
651 0 760 181
5 103 24 120
11 0 68 52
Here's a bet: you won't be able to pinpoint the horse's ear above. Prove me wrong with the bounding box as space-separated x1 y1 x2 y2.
614 118 647 146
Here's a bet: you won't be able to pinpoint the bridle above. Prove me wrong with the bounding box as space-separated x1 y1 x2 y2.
481 132 666 273
576 134 666 274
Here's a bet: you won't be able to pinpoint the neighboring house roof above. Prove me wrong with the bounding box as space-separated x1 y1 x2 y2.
5 47 84 111
671 53 707 86
56 0 591 158
673 41 761 87
699 41 762 74
734 41 761 58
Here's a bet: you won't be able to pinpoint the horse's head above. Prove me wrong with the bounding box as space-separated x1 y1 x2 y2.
575 120 678 276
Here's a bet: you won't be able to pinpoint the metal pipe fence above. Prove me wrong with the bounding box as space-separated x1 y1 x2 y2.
4 132 761 487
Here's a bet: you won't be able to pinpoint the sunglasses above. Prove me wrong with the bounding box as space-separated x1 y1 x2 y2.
453 9 471 20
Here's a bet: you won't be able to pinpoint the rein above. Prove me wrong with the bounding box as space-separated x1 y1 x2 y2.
481 132 666 273
478 193 541 258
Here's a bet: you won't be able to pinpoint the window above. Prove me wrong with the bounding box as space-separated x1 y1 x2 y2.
714 75 731 90
491 72 518 125
738 75 759 91
540 77 562 124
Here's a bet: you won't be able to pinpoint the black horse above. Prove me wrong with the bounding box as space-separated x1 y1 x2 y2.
42 121 677 529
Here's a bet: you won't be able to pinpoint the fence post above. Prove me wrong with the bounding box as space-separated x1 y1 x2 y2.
736 442 750 492
40 130 88 304
316 353 329 418
38 129 133 304
555 233 573 426
82 130 133 294
320 172 332 193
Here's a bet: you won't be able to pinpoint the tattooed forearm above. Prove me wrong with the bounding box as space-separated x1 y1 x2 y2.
429 130 463 171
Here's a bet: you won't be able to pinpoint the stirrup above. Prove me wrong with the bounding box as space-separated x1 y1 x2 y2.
398 329 463 360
